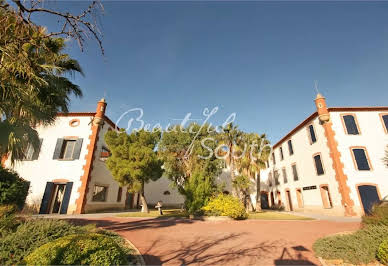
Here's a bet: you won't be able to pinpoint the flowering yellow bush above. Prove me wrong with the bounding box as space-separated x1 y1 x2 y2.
202 194 248 220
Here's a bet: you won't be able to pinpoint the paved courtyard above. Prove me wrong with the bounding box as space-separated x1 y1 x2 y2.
71 216 360 265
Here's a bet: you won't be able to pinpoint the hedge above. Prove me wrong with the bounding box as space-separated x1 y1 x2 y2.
0 166 29 209
25 233 130 265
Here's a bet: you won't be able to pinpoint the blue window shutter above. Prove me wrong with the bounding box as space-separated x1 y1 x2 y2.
60 182 73 214
53 138 64 159
72 138 83 160
32 138 43 160
39 182 54 214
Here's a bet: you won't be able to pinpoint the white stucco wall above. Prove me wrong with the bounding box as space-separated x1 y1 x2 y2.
145 176 185 207
4 116 93 213
330 110 388 215
84 123 127 213
264 115 344 215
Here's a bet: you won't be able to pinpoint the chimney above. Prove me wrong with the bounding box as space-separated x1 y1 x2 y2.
93 98 107 126
314 93 330 123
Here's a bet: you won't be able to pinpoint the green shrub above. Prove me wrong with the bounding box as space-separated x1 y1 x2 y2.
184 169 216 215
362 205 388 227
0 205 19 237
377 239 388 265
25 233 129 265
313 225 388 264
0 219 90 265
0 166 29 209
202 194 248 220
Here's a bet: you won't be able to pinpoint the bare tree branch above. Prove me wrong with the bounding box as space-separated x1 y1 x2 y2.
5 0 104 54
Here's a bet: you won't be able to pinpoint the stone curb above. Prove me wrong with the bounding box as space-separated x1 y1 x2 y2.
124 239 145 266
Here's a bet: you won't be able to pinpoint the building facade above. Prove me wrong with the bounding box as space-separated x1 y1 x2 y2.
2 99 183 214
264 94 388 216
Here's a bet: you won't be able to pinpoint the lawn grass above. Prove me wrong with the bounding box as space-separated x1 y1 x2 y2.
248 211 314 220
116 208 188 218
116 209 313 220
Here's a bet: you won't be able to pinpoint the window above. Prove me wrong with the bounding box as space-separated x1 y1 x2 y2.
272 153 276 165
92 185 108 202
282 168 287 183
117 187 122 202
274 170 280 185
61 140 76 159
314 154 324 175
342 114 359 135
352 148 371 171
308 124 317 144
292 164 299 181
268 173 272 187
279 147 284 160
53 138 83 160
381 114 388 133
22 139 43 160
288 140 294 155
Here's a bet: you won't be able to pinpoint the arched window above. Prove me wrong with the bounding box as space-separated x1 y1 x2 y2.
342 114 359 135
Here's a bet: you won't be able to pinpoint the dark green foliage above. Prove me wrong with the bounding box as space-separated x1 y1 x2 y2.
313 225 388 264
159 123 223 213
105 129 163 191
25 233 129 265
184 169 217 215
0 219 89 265
202 194 248 220
377 239 388 265
0 205 19 237
362 205 388 227
0 166 29 209
0 8 83 163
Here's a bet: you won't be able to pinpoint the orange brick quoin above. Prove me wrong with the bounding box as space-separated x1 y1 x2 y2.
315 94 356 216
75 98 107 214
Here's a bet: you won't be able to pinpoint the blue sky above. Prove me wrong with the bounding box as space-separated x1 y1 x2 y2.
39 1 388 143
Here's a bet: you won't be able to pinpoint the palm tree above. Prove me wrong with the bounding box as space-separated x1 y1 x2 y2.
220 123 243 197
235 133 270 211
0 9 83 163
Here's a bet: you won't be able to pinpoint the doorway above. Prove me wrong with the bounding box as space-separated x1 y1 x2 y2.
260 192 269 209
296 189 304 208
286 190 293 211
358 185 380 215
50 184 66 214
270 191 275 207
39 182 73 214
320 185 333 209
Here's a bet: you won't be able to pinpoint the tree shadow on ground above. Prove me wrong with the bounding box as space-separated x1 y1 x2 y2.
140 233 312 265
68 216 199 232
67 218 317 265
274 246 316 265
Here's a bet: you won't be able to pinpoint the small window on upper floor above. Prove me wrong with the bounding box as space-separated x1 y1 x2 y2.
313 154 324 175
282 168 287 184
279 147 284 161
381 114 388 133
272 153 276 165
342 115 360 135
351 148 371 171
53 138 83 160
288 140 294 155
274 170 280 185
22 139 43 161
292 164 299 181
308 124 317 144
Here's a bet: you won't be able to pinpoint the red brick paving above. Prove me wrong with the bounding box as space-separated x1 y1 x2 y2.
72 217 360 265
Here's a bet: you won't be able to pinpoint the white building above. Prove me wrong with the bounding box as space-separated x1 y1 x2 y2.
2 99 183 214
263 94 388 216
